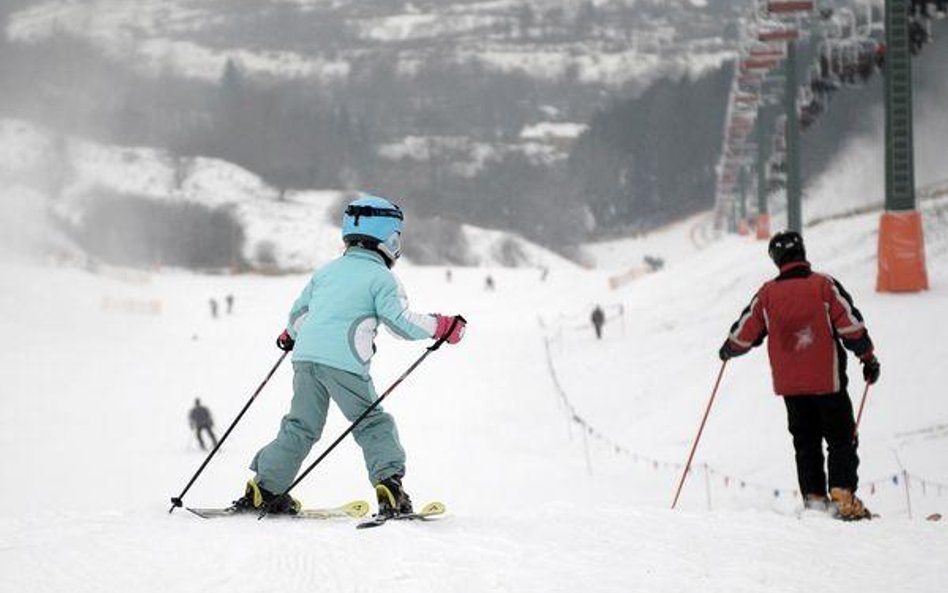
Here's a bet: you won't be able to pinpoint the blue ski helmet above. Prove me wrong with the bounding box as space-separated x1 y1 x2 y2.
341 195 404 263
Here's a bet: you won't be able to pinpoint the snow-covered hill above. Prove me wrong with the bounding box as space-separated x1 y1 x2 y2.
2 192 947 592
0 118 575 271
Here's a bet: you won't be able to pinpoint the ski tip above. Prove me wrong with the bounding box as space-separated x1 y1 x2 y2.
419 501 446 516
342 500 371 518
354 502 447 530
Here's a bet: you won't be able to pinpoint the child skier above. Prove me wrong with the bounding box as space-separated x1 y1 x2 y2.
232 195 466 516
718 230 880 520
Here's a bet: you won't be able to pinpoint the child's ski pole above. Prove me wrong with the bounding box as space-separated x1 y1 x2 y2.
259 317 464 519
169 351 289 513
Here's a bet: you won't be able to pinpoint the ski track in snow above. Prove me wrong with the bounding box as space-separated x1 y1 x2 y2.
2 202 948 592
1 508 945 592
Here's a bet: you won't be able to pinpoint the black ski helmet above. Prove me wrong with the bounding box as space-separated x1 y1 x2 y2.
768 230 806 267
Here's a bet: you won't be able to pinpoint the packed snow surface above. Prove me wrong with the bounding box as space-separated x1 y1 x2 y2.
2 198 948 592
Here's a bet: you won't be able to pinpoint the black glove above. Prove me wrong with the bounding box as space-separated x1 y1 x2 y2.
276 329 295 352
861 355 880 384
718 339 742 361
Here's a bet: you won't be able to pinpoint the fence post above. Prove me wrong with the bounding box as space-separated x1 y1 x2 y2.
903 470 913 519
704 463 712 511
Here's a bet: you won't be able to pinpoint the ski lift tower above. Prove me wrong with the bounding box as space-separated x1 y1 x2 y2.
877 0 928 292
750 32 789 240
766 0 815 233
755 102 772 239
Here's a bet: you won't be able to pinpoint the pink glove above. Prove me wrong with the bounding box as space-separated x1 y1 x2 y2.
433 314 466 345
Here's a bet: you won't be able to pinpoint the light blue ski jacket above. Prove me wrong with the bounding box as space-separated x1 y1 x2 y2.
286 247 437 377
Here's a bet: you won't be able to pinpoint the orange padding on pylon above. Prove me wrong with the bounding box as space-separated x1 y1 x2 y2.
756 214 771 240
877 211 929 292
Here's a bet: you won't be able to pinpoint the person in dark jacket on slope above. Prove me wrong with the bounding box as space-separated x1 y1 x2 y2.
189 398 218 451
719 231 880 520
590 305 605 340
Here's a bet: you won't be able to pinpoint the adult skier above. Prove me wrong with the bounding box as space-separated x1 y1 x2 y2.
231 195 466 516
718 231 880 520
590 305 605 340
188 398 218 451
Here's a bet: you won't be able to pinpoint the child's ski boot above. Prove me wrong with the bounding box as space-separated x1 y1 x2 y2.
232 479 301 515
375 474 413 517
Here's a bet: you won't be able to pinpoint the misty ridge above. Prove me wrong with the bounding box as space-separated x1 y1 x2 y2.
0 1 945 271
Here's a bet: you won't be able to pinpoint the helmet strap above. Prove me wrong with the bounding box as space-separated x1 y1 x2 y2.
344 205 403 227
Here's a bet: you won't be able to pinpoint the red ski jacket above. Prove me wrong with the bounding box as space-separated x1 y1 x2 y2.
725 261 874 396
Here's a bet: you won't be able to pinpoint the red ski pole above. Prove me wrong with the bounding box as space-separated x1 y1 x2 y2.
671 360 727 510
852 382 871 441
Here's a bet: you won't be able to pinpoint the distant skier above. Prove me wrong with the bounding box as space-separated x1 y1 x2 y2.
189 398 218 451
718 231 880 520
590 305 605 340
209 298 218 319
485 275 495 291
225 294 234 315
231 195 466 516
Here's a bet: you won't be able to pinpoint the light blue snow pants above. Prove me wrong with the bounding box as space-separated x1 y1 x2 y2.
250 361 406 493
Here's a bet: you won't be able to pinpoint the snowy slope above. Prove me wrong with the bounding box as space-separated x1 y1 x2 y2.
2 196 947 592
583 210 715 271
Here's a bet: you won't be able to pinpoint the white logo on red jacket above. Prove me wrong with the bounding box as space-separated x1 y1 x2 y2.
794 326 815 351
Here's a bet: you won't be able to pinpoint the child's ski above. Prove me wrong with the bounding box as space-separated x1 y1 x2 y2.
356 501 446 529
186 499 370 520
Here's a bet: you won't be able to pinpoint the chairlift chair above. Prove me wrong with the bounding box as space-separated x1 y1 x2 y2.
748 45 786 59
767 1 815 15
759 28 800 42
741 58 781 72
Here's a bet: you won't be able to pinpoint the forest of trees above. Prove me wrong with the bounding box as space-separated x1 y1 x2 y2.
568 65 734 236
69 192 244 269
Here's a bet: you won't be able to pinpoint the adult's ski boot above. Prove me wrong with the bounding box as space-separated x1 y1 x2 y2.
829 487 872 521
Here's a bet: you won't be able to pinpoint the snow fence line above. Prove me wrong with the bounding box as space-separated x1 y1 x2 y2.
538 317 948 515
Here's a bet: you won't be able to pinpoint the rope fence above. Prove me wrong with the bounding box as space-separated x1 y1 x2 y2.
540 323 947 515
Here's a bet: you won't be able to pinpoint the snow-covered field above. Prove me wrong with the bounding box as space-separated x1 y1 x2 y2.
2 193 947 592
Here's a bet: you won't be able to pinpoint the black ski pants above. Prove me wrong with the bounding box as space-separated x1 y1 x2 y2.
783 391 859 497
195 425 218 451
